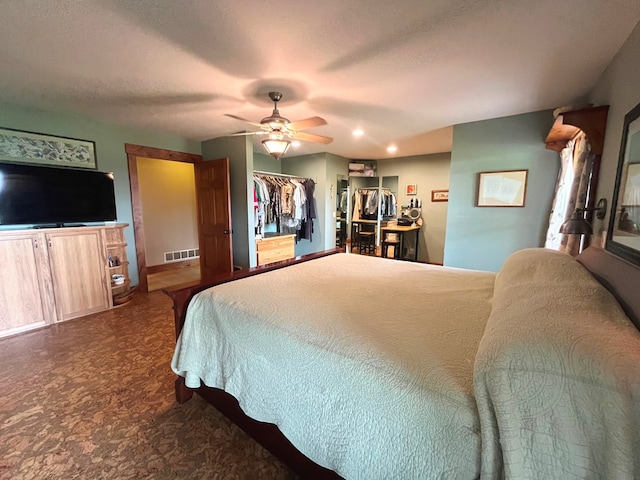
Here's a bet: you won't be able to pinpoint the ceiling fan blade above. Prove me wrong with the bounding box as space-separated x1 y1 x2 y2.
286 116 327 131
292 131 334 144
229 130 268 136
224 114 264 128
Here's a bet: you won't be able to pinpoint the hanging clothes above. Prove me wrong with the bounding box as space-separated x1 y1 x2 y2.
352 188 397 220
298 179 316 242
253 172 317 242
253 176 272 237
339 190 349 213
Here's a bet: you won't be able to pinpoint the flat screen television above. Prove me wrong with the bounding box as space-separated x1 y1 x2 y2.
0 161 117 226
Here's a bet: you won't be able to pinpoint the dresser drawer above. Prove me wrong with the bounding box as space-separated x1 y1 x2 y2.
256 235 295 265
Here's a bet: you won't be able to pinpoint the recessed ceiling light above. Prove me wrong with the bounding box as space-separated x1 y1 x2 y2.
291 141 301 147
387 145 397 154
352 129 364 137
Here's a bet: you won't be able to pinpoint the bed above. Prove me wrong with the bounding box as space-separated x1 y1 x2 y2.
167 247 640 479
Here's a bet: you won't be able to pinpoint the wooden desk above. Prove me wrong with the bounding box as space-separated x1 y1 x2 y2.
381 225 421 261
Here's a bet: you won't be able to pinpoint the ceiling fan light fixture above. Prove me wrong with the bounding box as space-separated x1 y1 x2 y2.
262 116 289 130
262 138 291 159
224 91 333 148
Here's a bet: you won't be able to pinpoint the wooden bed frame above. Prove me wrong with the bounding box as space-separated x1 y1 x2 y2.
165 248 344 479
164 246 640 478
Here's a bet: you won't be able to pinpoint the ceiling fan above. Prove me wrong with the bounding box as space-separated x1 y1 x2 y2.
225 91 333 159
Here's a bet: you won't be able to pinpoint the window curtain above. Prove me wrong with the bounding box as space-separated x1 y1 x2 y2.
544 132 593 256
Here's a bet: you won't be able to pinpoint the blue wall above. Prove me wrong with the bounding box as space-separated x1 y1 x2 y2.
444 110 559 272
0 102 201 285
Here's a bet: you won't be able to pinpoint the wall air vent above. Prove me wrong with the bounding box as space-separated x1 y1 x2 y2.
164 248 200 263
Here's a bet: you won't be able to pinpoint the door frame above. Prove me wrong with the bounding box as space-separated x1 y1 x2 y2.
125 143 203 293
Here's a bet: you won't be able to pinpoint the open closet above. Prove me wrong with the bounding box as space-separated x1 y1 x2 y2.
253 170 317 266
337 175 416 258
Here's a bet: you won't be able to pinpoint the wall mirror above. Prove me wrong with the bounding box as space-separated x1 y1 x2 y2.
606 101 640 266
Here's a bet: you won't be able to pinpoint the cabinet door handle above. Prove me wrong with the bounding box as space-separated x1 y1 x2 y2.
223 229 232 235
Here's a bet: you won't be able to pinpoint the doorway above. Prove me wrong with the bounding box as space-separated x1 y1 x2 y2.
126 144 203 292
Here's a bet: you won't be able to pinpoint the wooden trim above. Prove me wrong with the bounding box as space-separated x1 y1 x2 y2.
544 105 609 155
195 385 342 479
147 258 200 275
124 143 202 164
126 144 203 293
127 154 148 293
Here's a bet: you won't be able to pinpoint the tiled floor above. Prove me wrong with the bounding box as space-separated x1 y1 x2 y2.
0 291 296 480
147 265 201 291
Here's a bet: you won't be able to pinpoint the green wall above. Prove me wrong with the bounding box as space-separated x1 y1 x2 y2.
253 152 281 173
444 110 559 272
0 102 201 285
281 153 330 256
201 136 255 268
324 153 350 250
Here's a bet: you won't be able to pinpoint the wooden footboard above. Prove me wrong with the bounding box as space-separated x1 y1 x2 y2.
164 248 344 342
164 248 344 479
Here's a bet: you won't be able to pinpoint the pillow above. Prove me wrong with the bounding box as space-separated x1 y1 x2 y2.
474 248 640 479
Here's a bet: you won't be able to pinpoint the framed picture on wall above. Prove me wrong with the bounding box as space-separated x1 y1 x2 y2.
406 184 417 195
476 169 528 207
0 126 97 169
431 189 449 202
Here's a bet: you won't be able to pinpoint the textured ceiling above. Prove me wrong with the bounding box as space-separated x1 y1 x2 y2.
1 1 639 159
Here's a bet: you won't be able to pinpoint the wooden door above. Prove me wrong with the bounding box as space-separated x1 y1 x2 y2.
47 230 110 321
0 233 56 336
195 157 233 280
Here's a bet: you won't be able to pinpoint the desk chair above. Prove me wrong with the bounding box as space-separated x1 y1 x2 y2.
357 223 376 255
381 232 401 259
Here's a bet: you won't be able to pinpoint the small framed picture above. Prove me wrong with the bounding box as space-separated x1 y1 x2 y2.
431 190 449 202
477 170 528 207
406 184 417 195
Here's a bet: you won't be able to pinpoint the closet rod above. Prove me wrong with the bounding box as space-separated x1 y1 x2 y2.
253 170 312 181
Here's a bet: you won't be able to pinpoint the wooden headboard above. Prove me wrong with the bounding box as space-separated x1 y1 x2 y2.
577 246 640 331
